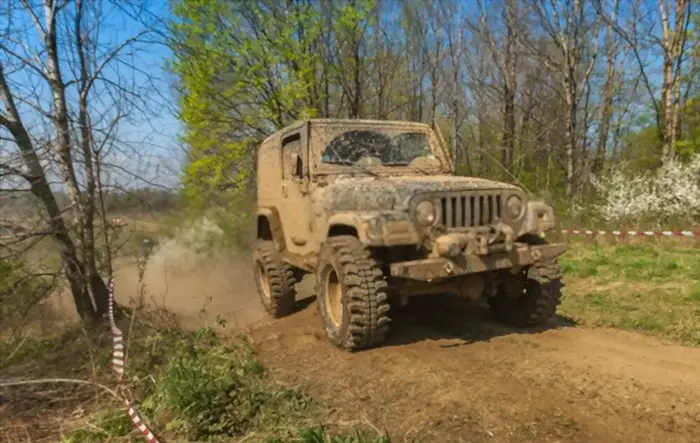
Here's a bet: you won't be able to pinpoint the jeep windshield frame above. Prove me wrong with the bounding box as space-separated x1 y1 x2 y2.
307 120 452 176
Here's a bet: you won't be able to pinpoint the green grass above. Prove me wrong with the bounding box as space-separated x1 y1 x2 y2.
139 325 315 441
559 240 700 345
270 428 391 443
2 314 389 443
60 409 134 442
62 422 391 443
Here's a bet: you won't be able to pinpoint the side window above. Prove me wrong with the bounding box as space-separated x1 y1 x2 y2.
281 133 303 179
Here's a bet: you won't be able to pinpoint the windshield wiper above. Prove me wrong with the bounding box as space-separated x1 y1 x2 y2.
383 160 433 175
322 159 379 178
351 162 380 178
322 160 353 165
408 165 433 175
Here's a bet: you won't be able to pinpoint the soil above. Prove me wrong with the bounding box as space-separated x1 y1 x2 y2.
6 234 700 443
248 277 700 443
117 241 700 443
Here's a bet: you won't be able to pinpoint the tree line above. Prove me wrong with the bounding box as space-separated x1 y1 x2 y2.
169 0 698 204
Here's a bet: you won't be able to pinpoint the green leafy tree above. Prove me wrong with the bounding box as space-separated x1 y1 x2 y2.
168 0 330 202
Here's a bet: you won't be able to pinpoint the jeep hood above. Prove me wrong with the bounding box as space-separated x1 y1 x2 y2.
319 175 520 212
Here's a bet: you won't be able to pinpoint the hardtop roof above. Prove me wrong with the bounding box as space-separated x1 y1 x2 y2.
261 118 432 145
303 117 430 127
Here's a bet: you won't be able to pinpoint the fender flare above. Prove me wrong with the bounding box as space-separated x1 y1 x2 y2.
256 207 286 252
327 211 422 246
326 213 368 243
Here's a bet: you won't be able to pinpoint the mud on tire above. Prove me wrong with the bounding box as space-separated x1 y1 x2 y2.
487 241 563 327
315 235 390 351
253 240 298 318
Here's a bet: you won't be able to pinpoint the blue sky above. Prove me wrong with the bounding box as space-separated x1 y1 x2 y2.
77 0 185 189
0 0 183 191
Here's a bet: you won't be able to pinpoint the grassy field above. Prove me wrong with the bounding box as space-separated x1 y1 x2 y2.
559 238 700 346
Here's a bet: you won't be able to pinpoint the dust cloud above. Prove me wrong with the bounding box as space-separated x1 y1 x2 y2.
112 217 267 330
36 217 268 333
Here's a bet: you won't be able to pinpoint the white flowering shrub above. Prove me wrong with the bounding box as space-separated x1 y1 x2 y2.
590 154 700 223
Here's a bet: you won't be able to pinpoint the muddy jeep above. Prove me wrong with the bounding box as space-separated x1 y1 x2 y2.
253 119 565 351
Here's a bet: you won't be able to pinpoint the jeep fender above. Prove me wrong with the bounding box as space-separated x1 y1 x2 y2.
519 201 556 237
257 207 286 252
326 212 420 246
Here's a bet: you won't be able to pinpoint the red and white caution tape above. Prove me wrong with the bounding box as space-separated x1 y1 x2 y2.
560 229 700 237
107 277 161 443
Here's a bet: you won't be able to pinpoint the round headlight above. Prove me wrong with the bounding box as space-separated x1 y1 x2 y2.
505 195 524 219
415 200 437 226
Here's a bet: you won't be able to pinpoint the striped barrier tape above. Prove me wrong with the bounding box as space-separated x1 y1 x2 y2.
559 229 700 237
108 277 161 443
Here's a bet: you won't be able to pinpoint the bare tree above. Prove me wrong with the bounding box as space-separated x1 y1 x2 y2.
593 0 621 175
473 0 521 175
437 0 467 169
595 0 692 163
423 3 444 122
400 1 429 122
522 0 601 197
329 0 371 119
0 0 167 320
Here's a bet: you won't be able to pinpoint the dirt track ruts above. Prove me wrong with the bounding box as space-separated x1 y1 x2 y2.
247 280 700 443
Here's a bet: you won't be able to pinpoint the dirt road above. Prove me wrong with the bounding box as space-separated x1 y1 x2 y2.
246 279 700 443
107 238 700 443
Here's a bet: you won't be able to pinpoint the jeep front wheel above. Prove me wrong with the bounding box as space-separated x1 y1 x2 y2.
253 240 298 318
315 236 391 351
487 257 563 328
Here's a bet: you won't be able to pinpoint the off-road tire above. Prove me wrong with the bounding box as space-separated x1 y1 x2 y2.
253 240 298 318
315 235 390 351
487 252 563 328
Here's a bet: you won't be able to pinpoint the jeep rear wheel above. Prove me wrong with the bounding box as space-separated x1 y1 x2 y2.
253 240 298 318
487 257 563 328
315 235 391 351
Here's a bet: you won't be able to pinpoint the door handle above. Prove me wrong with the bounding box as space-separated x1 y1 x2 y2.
281 183 288 197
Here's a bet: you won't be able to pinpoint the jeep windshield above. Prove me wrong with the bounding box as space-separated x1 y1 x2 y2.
320 130 433 166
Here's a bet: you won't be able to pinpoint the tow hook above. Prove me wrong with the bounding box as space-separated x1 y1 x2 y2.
489 222 515 251
444 261 455 274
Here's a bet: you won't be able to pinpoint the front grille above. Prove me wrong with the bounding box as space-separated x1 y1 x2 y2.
439 194 502 229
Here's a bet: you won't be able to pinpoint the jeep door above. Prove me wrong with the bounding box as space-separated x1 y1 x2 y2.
278 130 314 256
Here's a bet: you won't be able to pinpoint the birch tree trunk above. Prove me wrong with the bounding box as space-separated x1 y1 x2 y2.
0 0 162 320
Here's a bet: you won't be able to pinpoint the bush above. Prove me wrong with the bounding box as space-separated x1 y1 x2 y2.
154 190 255 254
60 409 133 442
271 427 392 443
141 325 311 440
0 257 51 327
0 258 22 290
590 154 700 224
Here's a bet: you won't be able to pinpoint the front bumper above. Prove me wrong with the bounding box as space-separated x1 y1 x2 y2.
389 242 567 281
